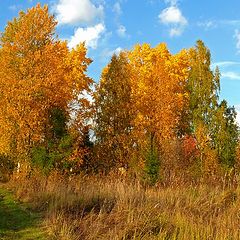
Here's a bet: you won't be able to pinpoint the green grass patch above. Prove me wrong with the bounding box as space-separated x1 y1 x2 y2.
0 187 47 240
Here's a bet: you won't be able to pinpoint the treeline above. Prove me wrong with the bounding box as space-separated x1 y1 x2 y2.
0 4 239 183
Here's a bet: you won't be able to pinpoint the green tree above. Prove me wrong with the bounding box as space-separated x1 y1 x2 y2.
94 53 134 170
188 40 220 132
212 100 239 167
187 40 220 174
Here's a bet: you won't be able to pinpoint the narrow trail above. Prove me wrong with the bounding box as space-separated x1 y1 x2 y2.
0 187 47 240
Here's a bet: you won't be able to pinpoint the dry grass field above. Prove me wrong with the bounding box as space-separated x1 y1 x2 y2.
4 171 240 240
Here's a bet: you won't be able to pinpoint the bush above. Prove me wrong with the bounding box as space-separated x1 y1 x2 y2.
0 154 15 181
31 146 54 175
144 137 160 185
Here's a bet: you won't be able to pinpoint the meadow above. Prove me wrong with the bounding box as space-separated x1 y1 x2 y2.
0 171 238 240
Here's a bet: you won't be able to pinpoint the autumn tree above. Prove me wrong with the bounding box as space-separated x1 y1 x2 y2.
94 43 189 179
94 53 134 171
128 43 189 179
186 40 240 175
187 40 220 174
188 40 220 132
0 4 93 169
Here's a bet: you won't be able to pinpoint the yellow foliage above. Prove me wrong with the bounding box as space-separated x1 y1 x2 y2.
128 43 190 149
0 4 93 157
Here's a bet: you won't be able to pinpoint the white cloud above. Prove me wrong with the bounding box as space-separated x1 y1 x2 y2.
113 2 122 16
113 2 128 38
235 105 240 112
212 61 240 81
197 19 240 30
221 71 240 80
222 20 240 26
169 27 182 37
234 29 240 53
159 6 187 25
113 47 122 55
234 105 240 126
68 23 105 49
236 111 240 126
100 47 123 62
108 47 122 56
197 20 216 30
117 25 126 37
159 5 187 37
212 61 240 68
55 0 104 25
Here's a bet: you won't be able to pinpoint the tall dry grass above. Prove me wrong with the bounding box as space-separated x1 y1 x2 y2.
7 170 240 240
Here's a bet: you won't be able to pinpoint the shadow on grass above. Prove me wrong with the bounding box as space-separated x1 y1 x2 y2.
0 188 47 240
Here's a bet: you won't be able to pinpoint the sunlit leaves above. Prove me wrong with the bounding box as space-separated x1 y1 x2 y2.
94 53 134 169
95 43 190 170
0 5 93 158
128 43 189 147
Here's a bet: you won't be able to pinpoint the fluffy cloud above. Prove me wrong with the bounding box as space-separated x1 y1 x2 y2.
234 29 240 53
68 23 105 49
55 0 106 49
55 0 104 25
117 25 126 37
159 5 188 37
159 6 187 25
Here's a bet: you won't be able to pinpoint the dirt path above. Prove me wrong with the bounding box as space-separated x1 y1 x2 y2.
0 187 47 240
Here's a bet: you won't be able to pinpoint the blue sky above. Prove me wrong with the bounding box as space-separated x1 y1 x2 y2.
1 0 240 121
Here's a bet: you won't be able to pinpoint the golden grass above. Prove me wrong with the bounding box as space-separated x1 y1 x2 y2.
7 171 240 239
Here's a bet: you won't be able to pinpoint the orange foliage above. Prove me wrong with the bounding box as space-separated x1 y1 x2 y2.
128 43 189 149
0 4 93 157
182 135 199 160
